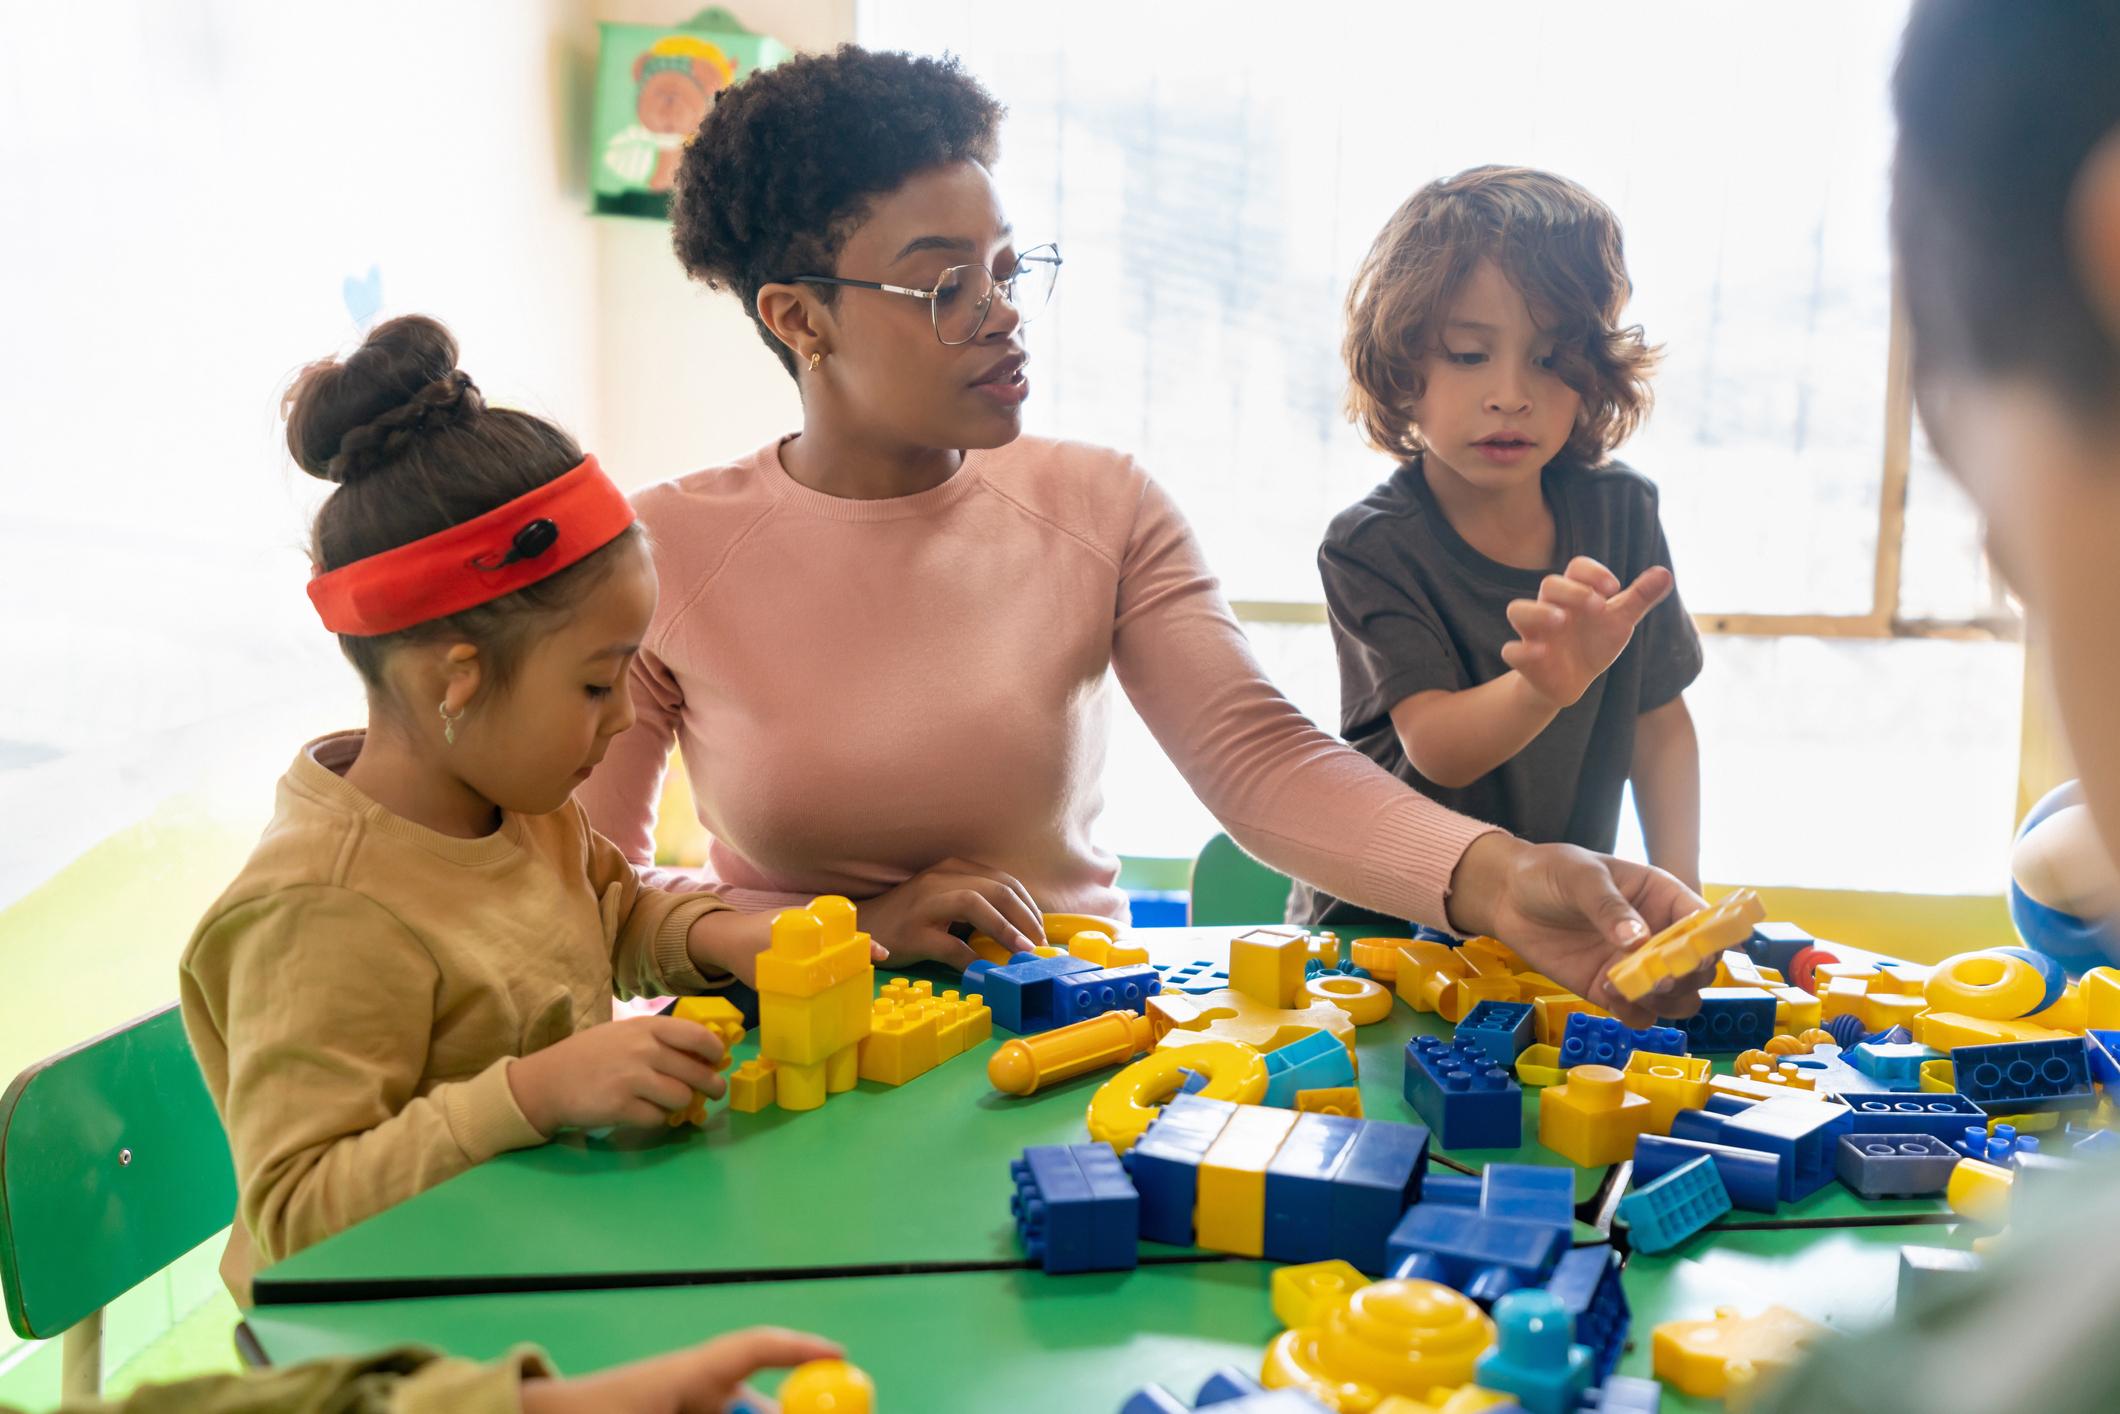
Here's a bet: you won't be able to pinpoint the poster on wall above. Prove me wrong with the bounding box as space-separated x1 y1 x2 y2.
591 7 792 219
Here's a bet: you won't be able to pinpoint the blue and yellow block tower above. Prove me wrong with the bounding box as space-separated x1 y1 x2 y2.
728 895 875 1113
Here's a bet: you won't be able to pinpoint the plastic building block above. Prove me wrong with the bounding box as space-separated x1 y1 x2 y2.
1010 1143 1139 1274
1745 921 1815 977
1472 1165 1575 1235
1848 1039 1942 1088
1632 1135 1781 1213
1068 928 1150 969
1539 1065 1654 1167
1197 1104 1301 1256
1262 1276 1499 1407
1952 1121 2038 1164
1842 1091 1988 1143
1386 1203 1564 1306
1622 1052 1712 1133
755 897 875 1112
1296 1086 1363 1118
1769 986 1823 1035
1529 996 1604 1048
1232 927 1312 1008
1896 1246 1982 1310
1662 988 1776 1054
1151 988 1357 1063
1617 1156 1730 1253
2084 965 2120 1029
1474 1290 1589 1414
1090 1042 1269 1152
1050 964 1162 1028
1608 889 1765 1002
1834 1133 1960 1198
988 1009 1156 1096
1264 1030 1359 1108
1122 1367 1333 1414
1457 1002 1537 1069
1581 1376 1662 1413
1545 1245 1628 1385
858 979 991 1086
665 996 745 1127
1125 1093 1239 1245
1821 1013 1866 1050
2083 1030 2120 1086
725 1058 775 1113
779 1359 875 1414
1351 938 1406 979
1273 1259 1370 1328
2071 1126 2120 1157
1514 1045 1566 1088
1951 1038 2097 1114
1264 1111 1364 1265
1328 1120 1433 1274
1403 1036 1523 1150
1945 1155 2013 1223
1676 1096 1852 1201
963 951 1103 1034
1305 974 1396 1025
1558 1014 1685 1070
1651 1306 1826 1401
1924 949 2050 1019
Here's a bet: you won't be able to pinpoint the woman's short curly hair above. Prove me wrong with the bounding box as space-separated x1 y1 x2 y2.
1344 166 1658 466
670 46 1005 377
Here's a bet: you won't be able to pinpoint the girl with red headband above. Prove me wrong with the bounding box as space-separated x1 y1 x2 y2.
178 315 809 1301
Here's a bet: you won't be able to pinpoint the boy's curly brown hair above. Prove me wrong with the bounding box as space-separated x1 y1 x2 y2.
1344 165 1657 465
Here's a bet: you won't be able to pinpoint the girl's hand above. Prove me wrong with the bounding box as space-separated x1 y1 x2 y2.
855 856 1045 969
507 1017 728 1135
1445 832 1715 1027
1502 556 1673 709
519 1327 846 1414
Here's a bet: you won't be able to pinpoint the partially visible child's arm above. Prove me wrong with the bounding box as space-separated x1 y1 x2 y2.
1389 673 1569 789
1631 693 1702 894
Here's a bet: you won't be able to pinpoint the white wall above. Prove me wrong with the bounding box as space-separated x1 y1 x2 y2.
590 2 855 488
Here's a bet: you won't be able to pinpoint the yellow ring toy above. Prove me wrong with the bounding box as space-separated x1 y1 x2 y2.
1924 951 2046 1019
1086 1040 1268 1152
1303 974 1395 1026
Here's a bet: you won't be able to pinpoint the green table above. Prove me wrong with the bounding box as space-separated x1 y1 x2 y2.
254 929 1608 1304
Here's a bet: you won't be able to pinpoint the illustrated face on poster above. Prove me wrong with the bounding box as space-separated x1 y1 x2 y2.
604 36 738 193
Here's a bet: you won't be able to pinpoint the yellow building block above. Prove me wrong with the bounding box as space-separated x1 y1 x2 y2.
1309 931 1343 968
1087 1042 1269 1152
1769 987 1822 1034
1539 1064 1655 1166
1272 1258 1368 1328
1262 1278 1497 1406
1651 1306 1827 1401
1532 995 1607 1047
756 898 875 1113
1820 976 1870 1022
1624 1052 1712 1133
1304 974 1396 1026
1069 929 1150 969
1351 938 1405 979
1515 1044 1567 1088
666 996 747 1127
1457 936 1523 977
1607 889 1766 1003
727 1058 776 1113
1395 942 1472 1014
2084 967 2120 1029
859 980 985 1087
1947 1157 2013 1223
1731 1061 1815 1093
2027 981 2087 1034
1295 1086 1364 1118
1151 988 1357 1066
1232 928 1312 1009
1371 1389 1519 1414
1433 974 1520 1024
1509 971 1574 1003
1196 1104 1300 1256
1863 992 1927 1033
1913 1011 2069 1051
1920 1058 1955 1092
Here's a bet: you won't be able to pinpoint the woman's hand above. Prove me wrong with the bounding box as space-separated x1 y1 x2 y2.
519 1327 845 1414
855 857 1045 969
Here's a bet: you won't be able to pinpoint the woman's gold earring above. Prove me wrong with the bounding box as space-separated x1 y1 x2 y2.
808 351 824 372
439 699 465 746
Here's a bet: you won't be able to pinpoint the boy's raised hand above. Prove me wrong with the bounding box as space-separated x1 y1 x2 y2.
1502 556 1674 710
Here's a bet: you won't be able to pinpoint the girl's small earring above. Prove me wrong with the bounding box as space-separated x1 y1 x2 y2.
808 351 824 372
439 700 466 746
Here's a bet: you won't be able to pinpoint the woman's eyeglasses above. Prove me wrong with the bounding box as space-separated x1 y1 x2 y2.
788 243 1062 346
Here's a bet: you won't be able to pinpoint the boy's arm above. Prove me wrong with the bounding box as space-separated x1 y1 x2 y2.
1631 693 1702 894
1388 674 1567 789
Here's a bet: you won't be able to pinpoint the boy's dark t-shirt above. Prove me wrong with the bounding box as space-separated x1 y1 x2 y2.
1289 454 1704 931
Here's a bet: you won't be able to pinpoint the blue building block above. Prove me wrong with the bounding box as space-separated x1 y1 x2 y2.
1953 1122 2038 1164
1849 1040 1943 1089
1835 1133 1960 1198
1263 1029 1358 1108
1402 1035 1523 1150
1263 1110 1360 1265
1841 1092 1988 1144
1119 1367 1332 1413
1476 1289 1591 1414
2084 1030 2120 1086
1327 1119 1429 1275
1821 1013 1867 1050
1616 1155 1730 1253
1546 1244 1629 1385
1154 958 1232 995
1896 1246 1983 1312
1558 1013 1687 1070
1420 1170 1483 1207
1125 1094 1237 1246
1633 1134 1781 1212
1661 988 1776 1053
1457 1001 1537 1069
965 952 1104 1033
1385 1202 1564 1307
1952 1038 2097 1114
1869 1025 1915 1046
1049 964 1162 1028
1745 921 1815 976
2070 1127 2120 1157
1674 1097 1851 1200
1584 1376 1663 1413
1476 1164 1575 1235
1009 1143 1139 1274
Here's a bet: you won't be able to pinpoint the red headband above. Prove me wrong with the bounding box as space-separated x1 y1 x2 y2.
307 456 636 637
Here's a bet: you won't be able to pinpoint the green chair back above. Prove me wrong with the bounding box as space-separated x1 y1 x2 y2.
1188 832 1295 926
0 1004 236 1340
